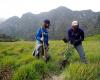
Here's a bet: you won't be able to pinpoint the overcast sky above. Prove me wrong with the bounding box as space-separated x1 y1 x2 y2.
0 0 100 19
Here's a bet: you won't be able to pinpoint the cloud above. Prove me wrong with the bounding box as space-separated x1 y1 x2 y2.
0 0 99 19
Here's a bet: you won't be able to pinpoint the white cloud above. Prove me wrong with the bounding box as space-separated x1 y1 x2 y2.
0 0 100 19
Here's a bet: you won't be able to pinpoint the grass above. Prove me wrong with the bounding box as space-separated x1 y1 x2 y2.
0 35 100 80
64 63 100 80
12 60 48 80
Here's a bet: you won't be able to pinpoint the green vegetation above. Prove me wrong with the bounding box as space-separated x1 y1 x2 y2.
0 34 18 42
64 63 100 80
86 34 100 41
0 35 100 80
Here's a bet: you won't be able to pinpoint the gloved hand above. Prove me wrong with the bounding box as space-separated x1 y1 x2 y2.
62 38 68 43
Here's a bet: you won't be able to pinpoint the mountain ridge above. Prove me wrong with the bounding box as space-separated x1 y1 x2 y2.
0 6 100 40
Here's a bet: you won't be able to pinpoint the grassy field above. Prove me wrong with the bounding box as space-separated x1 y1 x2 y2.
0 35 100 80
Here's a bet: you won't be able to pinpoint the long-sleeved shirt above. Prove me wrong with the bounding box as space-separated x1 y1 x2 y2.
36 27 48 45
68 28 84 46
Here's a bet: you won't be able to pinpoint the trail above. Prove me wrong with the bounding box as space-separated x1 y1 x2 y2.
52 74 64 80
45 73 64 80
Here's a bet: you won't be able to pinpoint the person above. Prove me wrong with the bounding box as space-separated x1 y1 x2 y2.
33 19 50 63
68 21 87 63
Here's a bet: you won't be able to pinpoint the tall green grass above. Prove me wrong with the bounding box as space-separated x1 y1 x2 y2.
64 63 100 80
0 35 100 80
12 60 48 80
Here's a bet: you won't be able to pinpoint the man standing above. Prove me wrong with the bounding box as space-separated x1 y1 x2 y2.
68 21 87 63
33 19 50 63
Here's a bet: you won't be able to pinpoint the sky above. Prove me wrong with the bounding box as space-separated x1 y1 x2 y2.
0 0 100 19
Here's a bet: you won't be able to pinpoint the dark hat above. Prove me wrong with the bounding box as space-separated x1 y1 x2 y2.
44 19 50 25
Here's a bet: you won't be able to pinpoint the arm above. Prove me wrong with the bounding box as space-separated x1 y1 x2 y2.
80 29 84 41
68 30 73 42
36 28 42 42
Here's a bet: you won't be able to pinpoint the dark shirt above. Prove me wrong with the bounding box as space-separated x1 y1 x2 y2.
68 28 84 46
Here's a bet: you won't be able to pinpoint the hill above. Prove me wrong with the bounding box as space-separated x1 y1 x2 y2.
0 6 100 40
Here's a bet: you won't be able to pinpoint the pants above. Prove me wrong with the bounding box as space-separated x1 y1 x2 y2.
35 43 48 57
74 44 87 63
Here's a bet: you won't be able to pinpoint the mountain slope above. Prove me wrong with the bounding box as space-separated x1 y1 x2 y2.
0 6 100 40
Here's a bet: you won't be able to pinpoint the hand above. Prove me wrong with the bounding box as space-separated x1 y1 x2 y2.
40 37 44 41
70 40 76 45
62 38 68 43
68 41 71 44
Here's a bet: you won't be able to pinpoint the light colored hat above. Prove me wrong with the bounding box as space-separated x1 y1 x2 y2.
72 21 78 26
